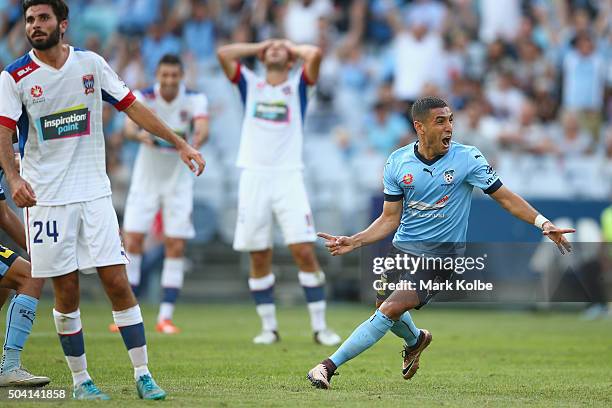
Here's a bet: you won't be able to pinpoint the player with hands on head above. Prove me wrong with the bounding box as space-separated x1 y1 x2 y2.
217 38 342 346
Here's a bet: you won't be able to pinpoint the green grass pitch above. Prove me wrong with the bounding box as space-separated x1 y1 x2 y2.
2 302 611 407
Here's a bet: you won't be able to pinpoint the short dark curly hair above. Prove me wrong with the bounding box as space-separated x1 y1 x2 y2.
23 0 69 22
411 96 449 123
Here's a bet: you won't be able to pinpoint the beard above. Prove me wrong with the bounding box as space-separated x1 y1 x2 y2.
27 24 61 51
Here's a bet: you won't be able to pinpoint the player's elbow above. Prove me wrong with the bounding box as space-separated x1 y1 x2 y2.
216 47 231 63
311 47 322 60
381 212 401 229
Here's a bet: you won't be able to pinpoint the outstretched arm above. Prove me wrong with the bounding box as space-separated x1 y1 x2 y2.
490 185 574 254
319 200 403 256
216 41 270 81
123 100 205 175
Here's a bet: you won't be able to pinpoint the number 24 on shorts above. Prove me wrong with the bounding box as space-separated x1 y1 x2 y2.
32 220 59 244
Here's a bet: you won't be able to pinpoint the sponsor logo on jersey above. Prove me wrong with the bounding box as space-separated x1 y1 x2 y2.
30 85 43 98
18 66 32 77
407 195 450 211
10 61 40 83
82 74 95 95
253 102 289 123
36 105 90 141
443 169 455 184
402 174 414 185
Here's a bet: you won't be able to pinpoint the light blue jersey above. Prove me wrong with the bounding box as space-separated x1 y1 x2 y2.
383 141 502 257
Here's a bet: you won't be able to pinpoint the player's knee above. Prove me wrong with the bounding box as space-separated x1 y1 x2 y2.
290 244 317 268
165 238 185 258
53 278 80 311
105 272 130 295
54 275 79 297
18 277 44 299
125 233 145 254
379 300 409 320
250 250 272 274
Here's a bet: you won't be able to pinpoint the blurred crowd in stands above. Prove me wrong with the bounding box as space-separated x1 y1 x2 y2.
1 0 611 240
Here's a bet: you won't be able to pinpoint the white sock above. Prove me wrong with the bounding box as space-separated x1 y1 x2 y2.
130 346 150 380
158 303 174 322
307 300 327 333
126 253 142 286
157 258 184 322
53 309 91 387
112 305 150 380
70 365 91 387
249 274 277 332
255 304 278 332
298 271 328 333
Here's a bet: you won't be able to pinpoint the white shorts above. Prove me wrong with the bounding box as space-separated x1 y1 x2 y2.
233 170 316 251
25 196 128 278
123 147 195 239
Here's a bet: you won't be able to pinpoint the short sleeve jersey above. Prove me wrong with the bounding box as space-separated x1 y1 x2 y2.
133 83 208 149
231 64 314 171
0 46 135 205
383 141 502 256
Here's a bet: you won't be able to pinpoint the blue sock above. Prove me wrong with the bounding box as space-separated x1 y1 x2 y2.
1 294 38 373
329 309 394 367
162 287 180 303
390 311 420 347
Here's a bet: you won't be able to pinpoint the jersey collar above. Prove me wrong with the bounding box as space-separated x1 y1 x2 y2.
413 141 445 166
154 83 185 106
29 45 74 73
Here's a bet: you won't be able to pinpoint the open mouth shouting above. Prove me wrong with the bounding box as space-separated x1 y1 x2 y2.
442 135 452 149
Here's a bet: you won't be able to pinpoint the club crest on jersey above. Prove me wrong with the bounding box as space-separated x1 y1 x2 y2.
180 110 189 122
282 86 292 95
443 169 455 184
82 74 95 95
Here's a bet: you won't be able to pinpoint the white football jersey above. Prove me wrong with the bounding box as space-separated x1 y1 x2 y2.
232 64 314 171
0 46 135 205
134 83 208 149
129 84 207 192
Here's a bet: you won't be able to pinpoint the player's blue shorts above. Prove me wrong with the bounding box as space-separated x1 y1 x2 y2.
376 246 455 309
0 244 19 279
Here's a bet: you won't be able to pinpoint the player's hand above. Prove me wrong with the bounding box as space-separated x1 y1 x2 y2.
280 39 296 52
178 142 205 176
257 39 274 59
542 222 575 255
9 176 36 207
318 232 357 256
